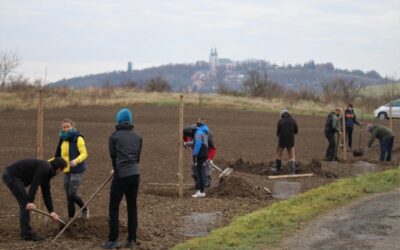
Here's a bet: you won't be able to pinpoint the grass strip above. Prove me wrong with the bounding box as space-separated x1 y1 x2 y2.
173 168 400 250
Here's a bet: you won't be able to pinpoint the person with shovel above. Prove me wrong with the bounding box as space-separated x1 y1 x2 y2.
183 124 216 188
272 109 298 174
325 107 342 161
2 157 67 241
54 118 89 221
102 108 142 249
344 104 362 150
191 118 209 198
366 124 394 161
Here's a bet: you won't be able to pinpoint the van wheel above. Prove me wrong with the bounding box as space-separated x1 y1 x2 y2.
378 112 388 120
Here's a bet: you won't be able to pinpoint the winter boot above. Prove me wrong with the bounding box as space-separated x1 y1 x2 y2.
272 159 282 175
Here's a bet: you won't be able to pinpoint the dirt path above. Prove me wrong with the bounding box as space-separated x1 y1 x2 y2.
281 187 400 250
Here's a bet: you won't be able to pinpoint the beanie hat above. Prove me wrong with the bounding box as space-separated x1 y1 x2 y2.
116 108 133 124
367 124 373 132
280 109 289 116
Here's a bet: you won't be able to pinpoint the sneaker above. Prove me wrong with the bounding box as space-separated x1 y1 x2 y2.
21 232 45 241
192 190 206 198
101 240 119 249
83 208 90 220
123 240 138 249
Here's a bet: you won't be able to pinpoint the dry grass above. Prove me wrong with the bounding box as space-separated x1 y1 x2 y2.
0 87 334 115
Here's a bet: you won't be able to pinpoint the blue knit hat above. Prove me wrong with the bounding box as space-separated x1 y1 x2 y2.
116 108 133 124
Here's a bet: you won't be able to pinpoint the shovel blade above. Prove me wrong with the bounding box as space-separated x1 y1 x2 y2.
219 168 234 178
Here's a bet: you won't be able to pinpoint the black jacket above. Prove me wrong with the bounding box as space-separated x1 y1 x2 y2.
6 159 55 212
109 122 143 178
277 113 298 148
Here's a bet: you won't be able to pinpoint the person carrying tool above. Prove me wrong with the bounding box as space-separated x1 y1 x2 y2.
366 124 394 161
272 109 298 175
183 124 216 188
103 108 142 249
344 104 362 150
54 118 89 221
2 157 67 241
191 118 209 198
325 107 342 161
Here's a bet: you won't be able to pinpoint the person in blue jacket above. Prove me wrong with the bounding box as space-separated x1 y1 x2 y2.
192 118 209 198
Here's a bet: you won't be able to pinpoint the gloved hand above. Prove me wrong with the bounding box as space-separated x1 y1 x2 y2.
192 156 197 164
70 159 78 167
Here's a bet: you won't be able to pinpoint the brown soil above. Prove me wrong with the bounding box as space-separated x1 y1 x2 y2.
1 105 399 249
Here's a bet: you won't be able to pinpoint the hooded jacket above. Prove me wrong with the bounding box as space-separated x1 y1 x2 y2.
109 122 142 178
193 124 209 159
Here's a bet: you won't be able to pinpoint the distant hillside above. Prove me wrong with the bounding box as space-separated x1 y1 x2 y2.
50 60 391 92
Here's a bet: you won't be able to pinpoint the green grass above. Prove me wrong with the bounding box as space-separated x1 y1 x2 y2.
173 167 400 250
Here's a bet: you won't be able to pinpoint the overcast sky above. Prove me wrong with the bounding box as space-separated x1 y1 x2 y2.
1 0 399 82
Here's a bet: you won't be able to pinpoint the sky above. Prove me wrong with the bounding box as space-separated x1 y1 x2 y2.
1 0 399 82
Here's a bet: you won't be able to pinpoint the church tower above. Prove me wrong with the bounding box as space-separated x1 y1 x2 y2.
209 48 218 72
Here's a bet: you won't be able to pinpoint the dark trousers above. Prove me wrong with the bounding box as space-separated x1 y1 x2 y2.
64 173 85 218
346 126 353 149
195 158 206 192
2 171 33 236
380 136 394 161
109 174 140 242
325 132 336 161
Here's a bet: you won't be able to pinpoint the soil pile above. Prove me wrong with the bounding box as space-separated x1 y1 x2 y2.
209 175 264 198
227 158 274 175
298 159 338 178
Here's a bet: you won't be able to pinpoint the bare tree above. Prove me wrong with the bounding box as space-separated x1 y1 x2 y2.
321 79 361 105
0 50 20 87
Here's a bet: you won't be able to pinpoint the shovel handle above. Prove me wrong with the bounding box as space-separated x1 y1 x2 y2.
31 208 65 225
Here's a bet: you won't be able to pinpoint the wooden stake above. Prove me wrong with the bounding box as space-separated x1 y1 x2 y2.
268 173 314 179
389 102 393 130
342 107 347 160
178 95 184 198
33 88 44 229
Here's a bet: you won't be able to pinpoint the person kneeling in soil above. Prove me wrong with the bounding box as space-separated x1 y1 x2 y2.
183 124 216 188
324 108 342 161
2 157 67 241
191 118 209 198
366 124 394 161
272 109 298 175
55 118 89 221
103 108 142 249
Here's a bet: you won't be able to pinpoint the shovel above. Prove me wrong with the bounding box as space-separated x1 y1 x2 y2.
209 160 234 178
353 111 364 157
31 208 66 226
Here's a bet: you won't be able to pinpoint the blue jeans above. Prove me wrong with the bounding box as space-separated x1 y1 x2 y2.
380 136 394 161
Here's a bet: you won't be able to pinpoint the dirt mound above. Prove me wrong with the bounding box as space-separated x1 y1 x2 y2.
208 175 265 198
62 217 125 240
298 159 338 178
227 158 274 175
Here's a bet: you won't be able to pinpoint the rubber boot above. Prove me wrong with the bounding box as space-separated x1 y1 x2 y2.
272 159 281 175
288 160 296 174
